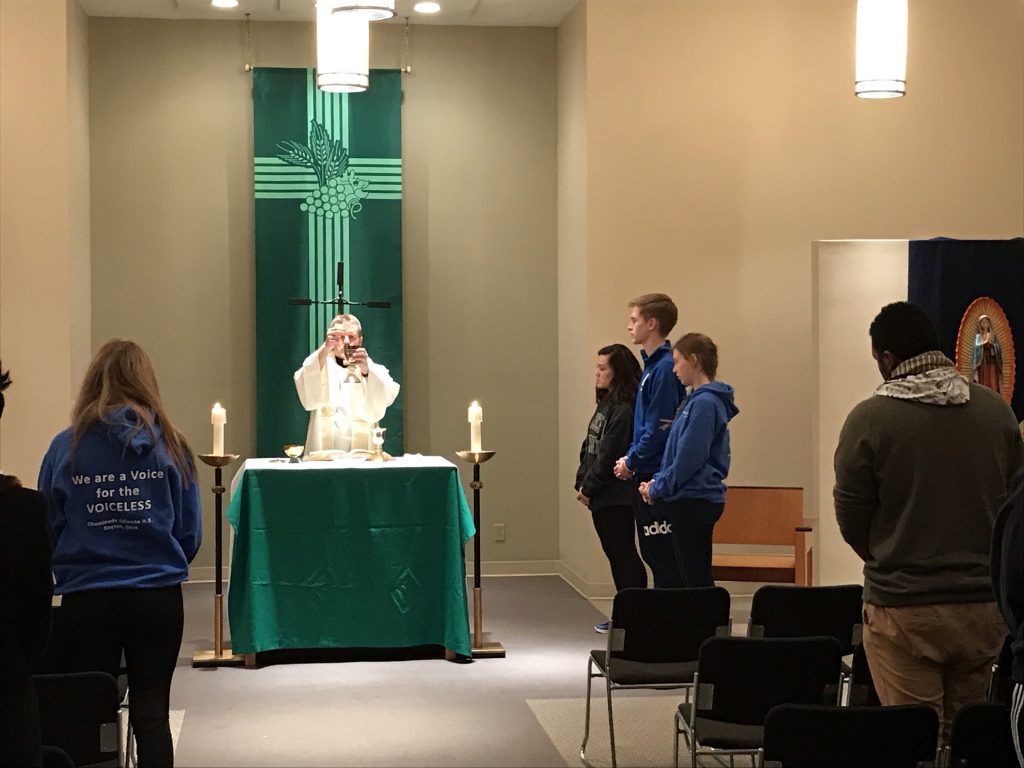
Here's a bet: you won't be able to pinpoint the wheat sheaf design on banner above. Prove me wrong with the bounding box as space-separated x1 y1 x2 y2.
276 120 370 220
955 296 1016 405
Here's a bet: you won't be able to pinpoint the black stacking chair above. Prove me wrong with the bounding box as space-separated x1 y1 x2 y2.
946 701 1018 768
848 641 881 706
34 671 121 767
36 604 134 766
759 703 938 767
581 587 731 768
747 585 863 651
675 635 843 768
748 584 863 704
39 746 75 768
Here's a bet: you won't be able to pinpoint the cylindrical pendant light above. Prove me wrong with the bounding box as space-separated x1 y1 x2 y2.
316 2 369 93
329 1 396 22
855 0 908 98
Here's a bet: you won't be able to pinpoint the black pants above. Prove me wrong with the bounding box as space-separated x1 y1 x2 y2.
60 585 184 768
633 475 685 588
591 504 647 591
665 498 724 587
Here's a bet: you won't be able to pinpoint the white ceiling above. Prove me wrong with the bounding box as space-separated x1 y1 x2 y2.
77 0 578 26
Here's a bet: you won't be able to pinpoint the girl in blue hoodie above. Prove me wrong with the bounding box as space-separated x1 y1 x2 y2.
639 333 737 587
38 340 201 768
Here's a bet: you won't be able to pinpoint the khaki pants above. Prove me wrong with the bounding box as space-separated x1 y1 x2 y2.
862 601 1005 745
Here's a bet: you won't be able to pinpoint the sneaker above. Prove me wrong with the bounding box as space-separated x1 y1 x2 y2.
595 621 610 634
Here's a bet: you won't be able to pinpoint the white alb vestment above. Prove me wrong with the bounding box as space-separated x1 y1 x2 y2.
293 351 400 454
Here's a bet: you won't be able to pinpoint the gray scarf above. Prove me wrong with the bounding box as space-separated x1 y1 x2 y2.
874 351 970 406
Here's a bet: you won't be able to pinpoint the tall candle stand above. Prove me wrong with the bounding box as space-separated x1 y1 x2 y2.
455 450 505 658
192 453 245 668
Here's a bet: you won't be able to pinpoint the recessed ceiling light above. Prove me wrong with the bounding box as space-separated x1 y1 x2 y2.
211 0 239 8
413 2 441 13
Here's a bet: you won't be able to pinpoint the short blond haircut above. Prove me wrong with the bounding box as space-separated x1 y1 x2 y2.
629 293 678 336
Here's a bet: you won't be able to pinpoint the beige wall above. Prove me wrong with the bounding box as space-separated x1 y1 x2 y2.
0 0 91 483
87 18 559 571
5 0 1023 585
557 2 608 590
556 0 1024 590
813 240 908 587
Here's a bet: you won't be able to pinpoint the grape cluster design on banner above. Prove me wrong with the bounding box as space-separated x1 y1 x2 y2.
276 120 370 220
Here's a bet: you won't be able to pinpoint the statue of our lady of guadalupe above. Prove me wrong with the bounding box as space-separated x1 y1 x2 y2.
971 314 1003 394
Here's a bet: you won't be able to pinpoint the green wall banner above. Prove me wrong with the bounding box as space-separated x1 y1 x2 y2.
253 68 403 456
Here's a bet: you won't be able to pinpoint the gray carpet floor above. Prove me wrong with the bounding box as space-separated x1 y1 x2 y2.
171 576 753 767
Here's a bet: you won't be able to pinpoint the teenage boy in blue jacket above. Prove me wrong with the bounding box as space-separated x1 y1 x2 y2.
614 293 687 588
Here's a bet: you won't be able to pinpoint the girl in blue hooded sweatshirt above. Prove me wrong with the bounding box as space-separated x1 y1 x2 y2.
38 339 201 768
639 333 737 587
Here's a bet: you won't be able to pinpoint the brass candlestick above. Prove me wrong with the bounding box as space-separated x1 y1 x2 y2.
455 449 504 658
192 453 245 668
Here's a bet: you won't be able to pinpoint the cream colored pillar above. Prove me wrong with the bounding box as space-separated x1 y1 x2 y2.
557 1 613 595
0 0 91 484
812 240 908 587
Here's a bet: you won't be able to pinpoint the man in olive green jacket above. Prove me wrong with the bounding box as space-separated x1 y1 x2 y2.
834 301 1022 744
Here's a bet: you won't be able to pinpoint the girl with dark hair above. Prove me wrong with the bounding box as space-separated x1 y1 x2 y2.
37 340 201 768
639 333 738 587
575 344 647 632
0 365 53 768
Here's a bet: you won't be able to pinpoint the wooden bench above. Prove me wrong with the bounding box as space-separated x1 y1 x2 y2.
711 486 813 585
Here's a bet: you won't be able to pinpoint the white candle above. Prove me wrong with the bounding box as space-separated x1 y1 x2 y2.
211 402 226 455
468 400 482 452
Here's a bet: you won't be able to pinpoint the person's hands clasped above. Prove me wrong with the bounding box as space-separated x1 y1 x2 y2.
638 481 654 506
613 457 634 480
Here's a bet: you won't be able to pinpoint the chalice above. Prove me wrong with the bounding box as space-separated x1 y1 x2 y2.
366 427 393 462
283 444 304 463
341 341 362 384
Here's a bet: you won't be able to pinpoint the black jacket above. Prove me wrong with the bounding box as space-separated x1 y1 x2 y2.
0 475 54 767
992 469 1024 684
576 396 635 511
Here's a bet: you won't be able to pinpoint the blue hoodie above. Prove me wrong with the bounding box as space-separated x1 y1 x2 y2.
648 381 738 503
37 407 202 595
626 342 688 475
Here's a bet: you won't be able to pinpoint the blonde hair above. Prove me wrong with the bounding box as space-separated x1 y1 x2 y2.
628 293 678 336
72 339 195 483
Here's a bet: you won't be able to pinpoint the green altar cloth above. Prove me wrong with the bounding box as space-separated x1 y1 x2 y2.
226 456 475 656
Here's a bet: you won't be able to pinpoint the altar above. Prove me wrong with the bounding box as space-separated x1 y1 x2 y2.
225 455 475 659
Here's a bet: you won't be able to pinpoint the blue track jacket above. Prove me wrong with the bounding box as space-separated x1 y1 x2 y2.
38 407 202 595
626 342 687 475
648 381 738 503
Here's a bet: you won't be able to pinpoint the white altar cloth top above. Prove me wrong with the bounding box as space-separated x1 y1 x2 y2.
229 454 458 496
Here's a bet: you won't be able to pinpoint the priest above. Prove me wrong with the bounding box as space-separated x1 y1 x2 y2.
294 314 400 455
